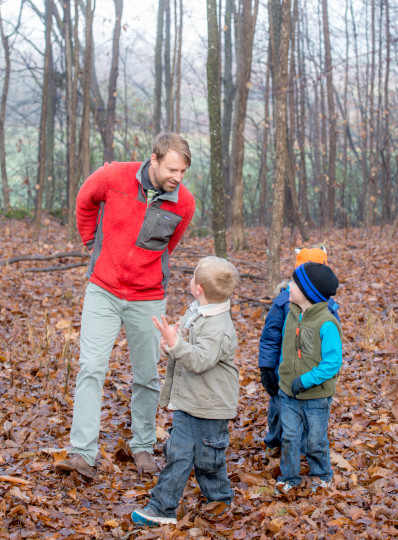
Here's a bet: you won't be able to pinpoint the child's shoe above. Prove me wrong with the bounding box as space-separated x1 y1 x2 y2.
132 506 177 526
274 481 294 496
310 479 332 493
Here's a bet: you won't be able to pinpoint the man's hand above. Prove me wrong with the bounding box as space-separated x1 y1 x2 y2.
260 367 279 397
152 315 179 349
291 376 305 398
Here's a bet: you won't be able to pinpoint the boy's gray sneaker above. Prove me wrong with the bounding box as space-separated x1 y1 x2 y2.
132 506 177 526
133 451 158 473
311 479 332 493
55 454 94 479
274 481 294 496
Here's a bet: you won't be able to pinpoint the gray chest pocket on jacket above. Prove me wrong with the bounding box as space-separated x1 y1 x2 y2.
135 207 182 251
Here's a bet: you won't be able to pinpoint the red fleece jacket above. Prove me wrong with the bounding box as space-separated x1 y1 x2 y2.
76 161 195 301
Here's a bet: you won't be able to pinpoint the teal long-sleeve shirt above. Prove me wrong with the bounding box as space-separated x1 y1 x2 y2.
280 316 342 390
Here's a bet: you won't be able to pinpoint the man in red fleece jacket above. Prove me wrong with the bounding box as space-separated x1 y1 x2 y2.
56 133 195 477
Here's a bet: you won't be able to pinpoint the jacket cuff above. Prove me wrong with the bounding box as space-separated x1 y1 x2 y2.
300 372 313 389
165 335 180 354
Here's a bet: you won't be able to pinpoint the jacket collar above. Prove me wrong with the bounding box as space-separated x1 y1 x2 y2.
136 158 180 203
289 301 328 320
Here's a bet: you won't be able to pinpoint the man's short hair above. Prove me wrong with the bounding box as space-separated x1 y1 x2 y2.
152 133 191 167
194 256 239 303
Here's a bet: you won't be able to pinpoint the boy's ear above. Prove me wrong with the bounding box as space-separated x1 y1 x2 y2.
196 283 205 296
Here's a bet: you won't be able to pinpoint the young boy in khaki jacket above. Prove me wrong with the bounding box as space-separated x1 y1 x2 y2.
132 256 239 526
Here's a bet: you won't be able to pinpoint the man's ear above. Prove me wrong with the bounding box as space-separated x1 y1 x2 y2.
150 154 158 168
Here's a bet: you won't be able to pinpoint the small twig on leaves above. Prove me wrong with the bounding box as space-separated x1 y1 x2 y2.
0 251 88 266
26 263 87 272
237 295 273 306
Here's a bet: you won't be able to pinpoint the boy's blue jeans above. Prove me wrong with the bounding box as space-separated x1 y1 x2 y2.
264 393 307 454
279 389 332 486
148 410 233 518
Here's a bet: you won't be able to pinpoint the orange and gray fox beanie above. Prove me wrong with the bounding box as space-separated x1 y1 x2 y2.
293 262 338 304
295 247 328 268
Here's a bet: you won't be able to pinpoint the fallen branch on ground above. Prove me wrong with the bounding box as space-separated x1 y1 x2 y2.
0 252 88 266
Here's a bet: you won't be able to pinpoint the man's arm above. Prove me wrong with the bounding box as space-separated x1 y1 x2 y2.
76 164 111 246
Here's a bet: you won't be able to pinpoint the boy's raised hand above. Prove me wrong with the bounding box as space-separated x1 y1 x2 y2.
152 315 179 349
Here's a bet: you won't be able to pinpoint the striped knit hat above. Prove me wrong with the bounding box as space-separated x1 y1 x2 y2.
293 262 338 304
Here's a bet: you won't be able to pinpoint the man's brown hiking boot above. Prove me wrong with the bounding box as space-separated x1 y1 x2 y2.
133 451 157 473
55 454 94 479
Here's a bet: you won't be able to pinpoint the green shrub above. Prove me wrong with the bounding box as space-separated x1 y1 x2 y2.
1 207 33 220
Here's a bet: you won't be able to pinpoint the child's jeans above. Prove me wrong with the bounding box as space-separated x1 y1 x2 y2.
264 394 283 448
265 393 307 454
148 410 233 518
279 389 332 486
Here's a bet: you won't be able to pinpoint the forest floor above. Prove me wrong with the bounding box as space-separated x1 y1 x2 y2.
0 216 397 539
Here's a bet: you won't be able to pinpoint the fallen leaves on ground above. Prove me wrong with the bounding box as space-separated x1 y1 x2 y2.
0 218 397 539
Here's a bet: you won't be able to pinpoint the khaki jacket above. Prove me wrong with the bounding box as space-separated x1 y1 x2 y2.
159 308 239 419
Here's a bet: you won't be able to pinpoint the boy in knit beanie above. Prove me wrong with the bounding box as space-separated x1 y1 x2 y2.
258 248 339 460
275 262 342 495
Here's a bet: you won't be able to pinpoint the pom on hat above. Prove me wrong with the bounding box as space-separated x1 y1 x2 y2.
293 262 338 304
295 247 327 268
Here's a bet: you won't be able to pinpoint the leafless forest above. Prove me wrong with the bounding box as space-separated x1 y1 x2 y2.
1 1 398 538
0 1 397 280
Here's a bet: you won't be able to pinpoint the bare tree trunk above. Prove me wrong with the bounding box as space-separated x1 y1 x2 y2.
164 0 172 131
175 0 183 133
230 0 258 251
304 8 322 228
319 38 327 228
267 0 291 294
286 0 307 239
168 0 177 132
364 0 376 230
0 5 11 209
104 0 123 162
374 1 383 229
322 0 337 228
297 4 309 223
79 0 95 181
206 0 227 258
221 0 235 227
45 43 56 213
381 0 391 226
154 0 165 135
34 0 53 242
341 0 349 230
352 0 368 225
258 46 271 227
63 0 80 241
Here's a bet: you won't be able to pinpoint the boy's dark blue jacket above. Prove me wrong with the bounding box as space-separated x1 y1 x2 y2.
258 287 340 370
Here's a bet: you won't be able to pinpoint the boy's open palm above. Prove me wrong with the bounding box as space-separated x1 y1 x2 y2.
152 315 179 349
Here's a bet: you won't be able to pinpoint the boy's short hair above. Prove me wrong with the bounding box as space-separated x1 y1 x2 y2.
194 256 239 303
152 132 191 167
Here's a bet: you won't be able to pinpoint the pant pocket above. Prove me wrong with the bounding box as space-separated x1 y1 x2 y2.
199 435 229 473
